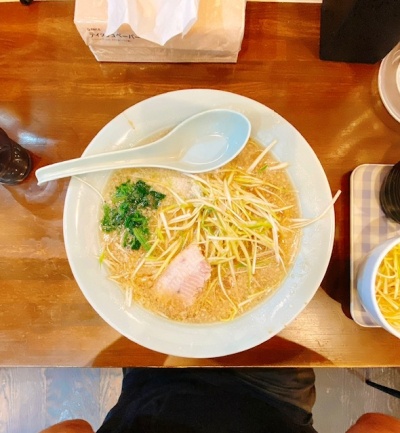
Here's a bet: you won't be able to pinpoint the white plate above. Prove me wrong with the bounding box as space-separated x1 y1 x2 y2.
378 43 400 123
63 89 335 358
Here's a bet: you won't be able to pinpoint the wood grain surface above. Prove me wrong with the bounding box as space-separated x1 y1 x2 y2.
1 1 400 367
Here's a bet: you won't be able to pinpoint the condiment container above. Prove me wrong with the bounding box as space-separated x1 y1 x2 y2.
0 128 32 185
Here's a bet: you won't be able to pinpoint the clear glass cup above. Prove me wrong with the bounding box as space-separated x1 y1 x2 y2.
0 128 32 185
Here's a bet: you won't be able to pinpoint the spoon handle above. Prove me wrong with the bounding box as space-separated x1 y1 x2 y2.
35 145 165 185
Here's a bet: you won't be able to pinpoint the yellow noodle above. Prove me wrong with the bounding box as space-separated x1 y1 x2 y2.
375 244 400 330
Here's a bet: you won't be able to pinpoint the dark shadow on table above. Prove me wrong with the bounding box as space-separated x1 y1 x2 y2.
89 335 332 367
320 171 352 320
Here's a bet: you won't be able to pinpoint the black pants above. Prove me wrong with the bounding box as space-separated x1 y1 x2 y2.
98 368 317 433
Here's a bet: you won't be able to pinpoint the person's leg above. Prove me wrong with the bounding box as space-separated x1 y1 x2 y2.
346 413 400 433
39 420 94 433
232 368 316 414
163 357 315 415
115 367 316 415
98 367 318 433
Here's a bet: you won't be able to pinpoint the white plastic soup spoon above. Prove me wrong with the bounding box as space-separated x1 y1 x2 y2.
35 109 251 185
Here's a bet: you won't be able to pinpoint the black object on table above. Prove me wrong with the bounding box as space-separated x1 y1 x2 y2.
320 0 400 64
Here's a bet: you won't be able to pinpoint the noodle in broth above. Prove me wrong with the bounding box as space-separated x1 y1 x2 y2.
100 138 301 323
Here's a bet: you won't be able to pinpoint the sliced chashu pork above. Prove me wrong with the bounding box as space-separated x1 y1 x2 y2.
154 244 211 305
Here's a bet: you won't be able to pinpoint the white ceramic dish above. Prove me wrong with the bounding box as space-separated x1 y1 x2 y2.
378 43 400 123
63 89 335 358
357 236 400 339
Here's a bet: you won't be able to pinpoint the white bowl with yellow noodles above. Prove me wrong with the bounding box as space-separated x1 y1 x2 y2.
63 89 336 358
357 236 400 339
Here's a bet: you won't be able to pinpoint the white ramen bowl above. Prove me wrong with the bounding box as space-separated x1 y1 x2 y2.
357 236 400 340
63 89 335 358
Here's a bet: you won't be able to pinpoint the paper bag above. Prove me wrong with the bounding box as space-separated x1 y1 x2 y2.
74 0 246 63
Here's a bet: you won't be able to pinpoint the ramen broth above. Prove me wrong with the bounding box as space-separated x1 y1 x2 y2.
100 138 300 323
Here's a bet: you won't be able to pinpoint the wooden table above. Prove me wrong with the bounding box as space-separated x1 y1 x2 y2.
1 1 400 367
